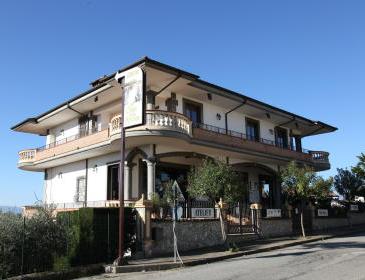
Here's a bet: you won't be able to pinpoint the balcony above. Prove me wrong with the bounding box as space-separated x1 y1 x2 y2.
192 123 330 170
17 110 329 171
18 110 192 167
109 110 192 139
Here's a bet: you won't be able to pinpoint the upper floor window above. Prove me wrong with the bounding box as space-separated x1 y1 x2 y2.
275 127 288 148
183 99 202 124
246 118 260 141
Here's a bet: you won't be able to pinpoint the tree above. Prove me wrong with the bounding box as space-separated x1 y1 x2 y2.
187 159 248 241
352 153 365 179
187 158 245 204
351 153 365 197
334 168 363 201
281 161 332 237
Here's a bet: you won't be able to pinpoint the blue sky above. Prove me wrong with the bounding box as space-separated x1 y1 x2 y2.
1 0 364 206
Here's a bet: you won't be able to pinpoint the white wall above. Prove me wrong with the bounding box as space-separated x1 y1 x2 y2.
87 152 120 202
49 118 79 144
43 148 147 204
45 160 86 204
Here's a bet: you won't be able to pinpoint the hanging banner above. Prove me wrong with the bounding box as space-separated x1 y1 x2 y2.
115 66 144 128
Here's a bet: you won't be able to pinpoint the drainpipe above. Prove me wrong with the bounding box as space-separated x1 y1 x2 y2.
225 99 247 134
67 103 83 116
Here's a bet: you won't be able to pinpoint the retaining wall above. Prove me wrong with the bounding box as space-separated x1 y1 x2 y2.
260 218 293 238
150 220 224 255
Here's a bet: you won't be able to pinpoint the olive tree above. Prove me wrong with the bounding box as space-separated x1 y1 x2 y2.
187 158 246 204
187 158 248 241
281 161 332 237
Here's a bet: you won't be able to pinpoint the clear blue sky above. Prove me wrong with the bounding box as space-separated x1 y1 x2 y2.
1 1 364 206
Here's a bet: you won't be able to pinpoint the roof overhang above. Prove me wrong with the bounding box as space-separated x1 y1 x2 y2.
11 56 337 137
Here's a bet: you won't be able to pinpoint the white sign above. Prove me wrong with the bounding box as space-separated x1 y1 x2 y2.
350 204 359 211
115 66 144 128
266 209 281 218
318 209 329 217
191 208 215 218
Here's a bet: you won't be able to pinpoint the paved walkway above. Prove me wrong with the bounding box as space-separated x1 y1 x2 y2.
106 225 365 274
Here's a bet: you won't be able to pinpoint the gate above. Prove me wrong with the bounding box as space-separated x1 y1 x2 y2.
226 202 258 234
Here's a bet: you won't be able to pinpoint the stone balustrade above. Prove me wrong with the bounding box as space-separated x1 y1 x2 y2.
109 110 192 138
18 149 36 164
309 150 329 162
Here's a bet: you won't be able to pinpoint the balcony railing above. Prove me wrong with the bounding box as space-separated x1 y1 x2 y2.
18 109 328 167
18 149 36 164
110 110 192 137
309 151 329 162
193 122 330 165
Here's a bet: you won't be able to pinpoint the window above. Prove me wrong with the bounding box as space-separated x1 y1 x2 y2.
183 99 202 124
275 127 288 148
107 164 119 200
246 118 260 141
75 176 86 202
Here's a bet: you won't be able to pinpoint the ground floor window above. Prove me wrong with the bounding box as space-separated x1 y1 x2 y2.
75 176 86 202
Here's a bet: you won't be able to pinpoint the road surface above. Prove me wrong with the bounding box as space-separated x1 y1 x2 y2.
84 232 365 280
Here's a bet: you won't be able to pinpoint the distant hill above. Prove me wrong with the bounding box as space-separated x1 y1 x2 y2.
0 206 22 214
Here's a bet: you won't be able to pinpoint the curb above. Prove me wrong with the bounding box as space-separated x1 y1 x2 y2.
109 228 365 274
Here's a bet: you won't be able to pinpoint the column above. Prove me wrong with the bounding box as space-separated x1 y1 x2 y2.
146 159 156 200
146 91 156 125
146 90 155 110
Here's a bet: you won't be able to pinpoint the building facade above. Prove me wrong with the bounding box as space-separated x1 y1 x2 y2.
13 58 337 254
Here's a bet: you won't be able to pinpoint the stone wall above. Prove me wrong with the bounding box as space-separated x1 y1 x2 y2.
312 217 349 231
312 212 365 231
349 212 365 225
260 218 293 238
150 220 224 256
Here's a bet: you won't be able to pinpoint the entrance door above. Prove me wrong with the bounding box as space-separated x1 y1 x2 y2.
107 164 119 200
259 175 274 209
275 127 288 149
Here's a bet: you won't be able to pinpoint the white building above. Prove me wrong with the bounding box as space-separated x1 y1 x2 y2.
13 57 336 212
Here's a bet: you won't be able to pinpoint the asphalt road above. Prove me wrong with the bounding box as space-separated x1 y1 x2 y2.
85 232 365 280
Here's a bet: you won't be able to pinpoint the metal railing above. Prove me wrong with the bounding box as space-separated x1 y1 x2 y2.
37 127 100 152
193 122 329 163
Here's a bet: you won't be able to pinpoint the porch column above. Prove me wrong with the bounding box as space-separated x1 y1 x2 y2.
146 158 156 200
146 90 155 110
124 162 134 201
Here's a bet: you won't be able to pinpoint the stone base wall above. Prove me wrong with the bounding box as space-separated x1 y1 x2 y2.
313 212 365 231
312 217 349 231
349 212 365 225
260 218 293 238
150 220 224 256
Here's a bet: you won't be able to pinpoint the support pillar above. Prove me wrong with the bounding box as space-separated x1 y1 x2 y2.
146 159 156 200
134 194 153 257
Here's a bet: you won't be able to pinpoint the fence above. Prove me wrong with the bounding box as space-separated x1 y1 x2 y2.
151 200 218 220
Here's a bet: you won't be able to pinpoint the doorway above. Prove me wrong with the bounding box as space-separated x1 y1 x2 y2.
107 164 119 200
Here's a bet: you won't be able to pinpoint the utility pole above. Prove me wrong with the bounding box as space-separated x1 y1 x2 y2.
115 76 126 266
